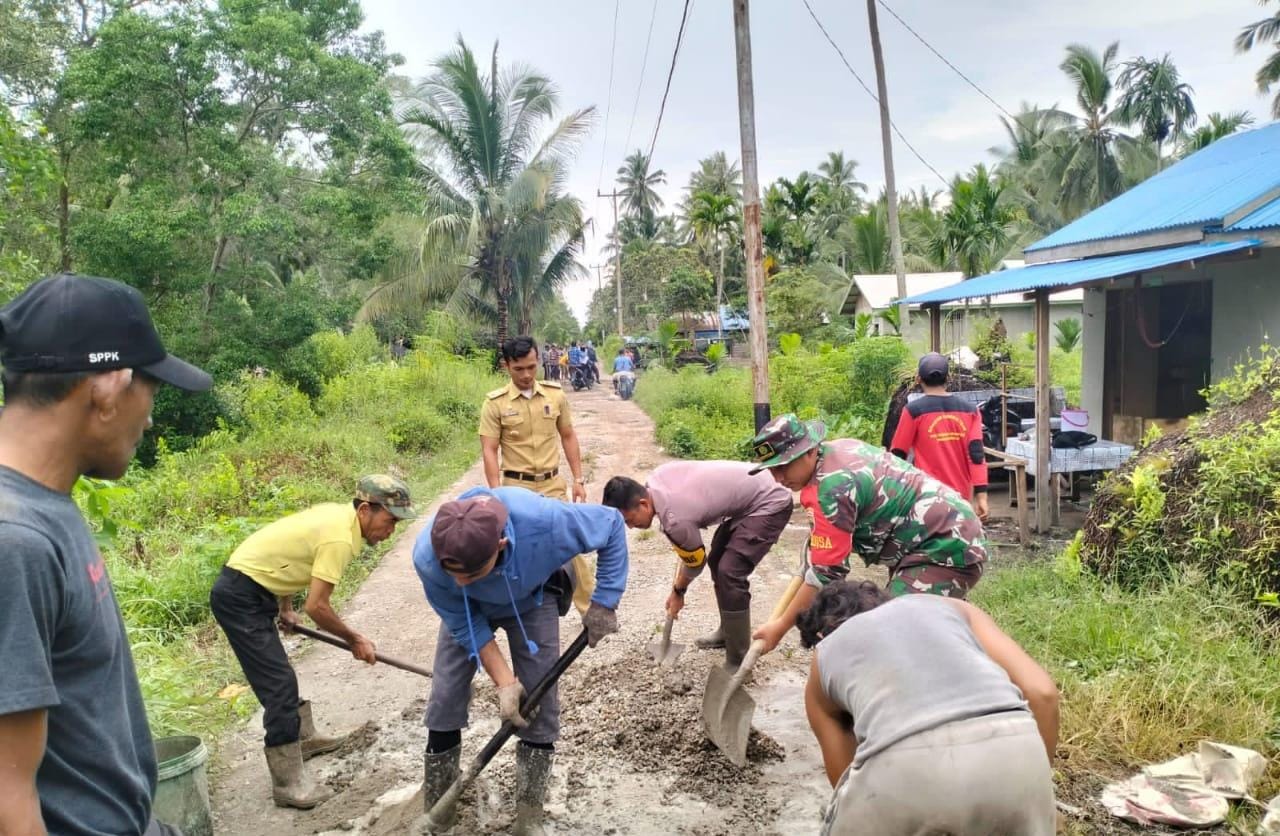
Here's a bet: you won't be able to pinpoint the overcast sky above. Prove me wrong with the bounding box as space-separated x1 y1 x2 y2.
360 0 1272 324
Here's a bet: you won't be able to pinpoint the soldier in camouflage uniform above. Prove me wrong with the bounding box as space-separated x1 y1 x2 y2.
746 414 987 655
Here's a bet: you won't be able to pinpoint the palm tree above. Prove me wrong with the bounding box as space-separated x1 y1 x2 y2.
686 151 742 201
687 189 738 339
1236 1 1280 118
817 150 866 196
1050 43 1147 218
1179 111 1255 156
932 164 1021 279
616 150 666 220
1116 54 1196 171
367 38 594 347
990 104 1075 235
841 204 891 274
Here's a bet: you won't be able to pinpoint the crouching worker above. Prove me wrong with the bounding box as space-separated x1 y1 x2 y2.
800 580 1059 836
414 488 628 834
210 475 415 809
602 461 792 670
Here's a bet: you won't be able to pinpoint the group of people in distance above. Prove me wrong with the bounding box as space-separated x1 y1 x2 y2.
3 277 1058 836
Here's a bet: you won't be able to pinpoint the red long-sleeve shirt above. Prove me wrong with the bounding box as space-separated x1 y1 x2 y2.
889 394 988 498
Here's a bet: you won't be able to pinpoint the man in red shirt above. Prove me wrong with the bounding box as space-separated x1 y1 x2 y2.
889 353 989 521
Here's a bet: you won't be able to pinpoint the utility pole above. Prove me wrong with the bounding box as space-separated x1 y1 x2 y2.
867 0 909 331
732 0 771 433
589 264 605 291
597 189 625 337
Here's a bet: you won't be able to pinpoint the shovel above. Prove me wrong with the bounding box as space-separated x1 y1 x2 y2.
291 624 433 678
647 560 687 667
701 574 804 766
425 629 590 831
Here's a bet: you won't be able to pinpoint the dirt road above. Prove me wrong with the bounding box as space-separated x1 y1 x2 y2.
210 385 882 835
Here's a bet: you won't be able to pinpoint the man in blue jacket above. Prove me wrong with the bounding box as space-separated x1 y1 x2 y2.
413 488 628 835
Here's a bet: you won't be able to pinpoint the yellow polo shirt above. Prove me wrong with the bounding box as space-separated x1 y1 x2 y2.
227 503 365 596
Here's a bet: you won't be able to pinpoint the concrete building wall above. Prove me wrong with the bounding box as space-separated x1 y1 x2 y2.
1209 247 1280 380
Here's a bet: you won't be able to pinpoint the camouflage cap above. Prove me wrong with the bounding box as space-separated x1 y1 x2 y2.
748 414 826 475
356 474 416 519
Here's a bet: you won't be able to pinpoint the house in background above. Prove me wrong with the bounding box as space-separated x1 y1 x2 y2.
678 305 750 348
840 269 1083 344
900 121 1280 447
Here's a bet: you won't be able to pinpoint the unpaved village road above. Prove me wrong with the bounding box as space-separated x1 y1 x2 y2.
210 385 885 835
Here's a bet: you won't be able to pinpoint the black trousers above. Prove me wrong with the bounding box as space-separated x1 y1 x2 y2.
209 566 301 747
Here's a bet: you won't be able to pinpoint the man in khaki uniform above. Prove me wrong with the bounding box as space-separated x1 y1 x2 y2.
480 335 595 612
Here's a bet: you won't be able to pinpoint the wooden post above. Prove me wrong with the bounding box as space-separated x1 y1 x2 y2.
598 189 625 337
1034 289 1052 533
733 0 771 432
927 303 941 351
867 0 908 329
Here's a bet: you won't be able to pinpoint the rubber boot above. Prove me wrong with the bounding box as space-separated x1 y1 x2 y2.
422 745 461 831
694 618 726 650
264 741 332 809
513 743 554 836
298 700 346 759
720 609 752 672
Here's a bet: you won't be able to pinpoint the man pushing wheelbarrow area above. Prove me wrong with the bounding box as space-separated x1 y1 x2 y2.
747 413 988 656
413 488 628 835
602 461 792 671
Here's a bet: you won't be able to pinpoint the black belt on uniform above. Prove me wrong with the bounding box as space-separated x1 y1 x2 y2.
503 468 559 483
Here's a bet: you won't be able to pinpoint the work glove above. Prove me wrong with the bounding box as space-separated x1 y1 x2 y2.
581 602 619 648
497 681 528 729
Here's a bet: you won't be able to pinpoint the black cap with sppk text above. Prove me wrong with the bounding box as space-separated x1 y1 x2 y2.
0 273 212 391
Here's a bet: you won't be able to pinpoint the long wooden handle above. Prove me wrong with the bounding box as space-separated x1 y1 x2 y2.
291 624 433 679
728 575 805 691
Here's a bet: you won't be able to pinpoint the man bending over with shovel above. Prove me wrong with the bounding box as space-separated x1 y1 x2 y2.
210 475 416 809
413 488 628 835
602 461 792 671
747 414 988 656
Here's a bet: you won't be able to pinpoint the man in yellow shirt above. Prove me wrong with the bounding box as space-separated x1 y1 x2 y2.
479 335 596 612
209 475 415 809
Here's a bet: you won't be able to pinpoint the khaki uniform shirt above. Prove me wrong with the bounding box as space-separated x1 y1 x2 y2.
479 380 573 479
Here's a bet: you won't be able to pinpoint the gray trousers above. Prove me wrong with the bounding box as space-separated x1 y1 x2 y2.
821 712 1055 836
426 596 562 744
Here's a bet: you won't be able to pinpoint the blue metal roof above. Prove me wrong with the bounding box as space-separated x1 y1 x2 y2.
1228 193 1280 232
901 239 1261 305
1025 122 1280 253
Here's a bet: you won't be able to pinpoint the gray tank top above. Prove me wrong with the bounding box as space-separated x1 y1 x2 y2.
817 594 1028 766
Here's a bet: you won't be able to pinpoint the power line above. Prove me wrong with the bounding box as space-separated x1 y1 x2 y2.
800 0 949 188
594 0 621 225
646 0 694 163
622 0 661 155
875 0 1015 121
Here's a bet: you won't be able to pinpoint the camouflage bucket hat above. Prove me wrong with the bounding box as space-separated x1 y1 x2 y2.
748 414 826 475
356 474 416 520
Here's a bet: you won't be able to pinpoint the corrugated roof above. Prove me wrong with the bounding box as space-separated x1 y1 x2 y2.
1228 193 1280 231
852 272 1081 310
901 239 1261 305
1025 122 1280 253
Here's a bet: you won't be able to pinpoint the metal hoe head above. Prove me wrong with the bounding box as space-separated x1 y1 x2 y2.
702 665 755 767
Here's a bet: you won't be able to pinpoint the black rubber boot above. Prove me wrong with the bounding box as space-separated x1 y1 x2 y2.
720 609 752 672
298 700 347 759
422 745 461 831
513 743 554 836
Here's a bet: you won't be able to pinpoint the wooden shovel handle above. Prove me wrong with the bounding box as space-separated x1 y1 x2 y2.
291 624 433 679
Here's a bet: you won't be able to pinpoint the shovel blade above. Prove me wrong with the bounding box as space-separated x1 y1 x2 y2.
646 638 687 667
701 666 755 767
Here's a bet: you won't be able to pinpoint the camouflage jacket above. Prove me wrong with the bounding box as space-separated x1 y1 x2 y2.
805 439 987 584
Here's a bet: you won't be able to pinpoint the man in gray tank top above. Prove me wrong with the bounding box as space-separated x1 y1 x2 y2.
799 580 1059 835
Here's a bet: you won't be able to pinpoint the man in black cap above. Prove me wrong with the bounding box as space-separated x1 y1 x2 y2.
0 273 212 835
889 352 989 520
412 487 628 835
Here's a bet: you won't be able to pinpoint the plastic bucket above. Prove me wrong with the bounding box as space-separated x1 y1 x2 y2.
153 736 212 836
1061 408 1089 429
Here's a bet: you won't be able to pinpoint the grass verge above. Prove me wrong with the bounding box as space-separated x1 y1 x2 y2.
973 559 1280 822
